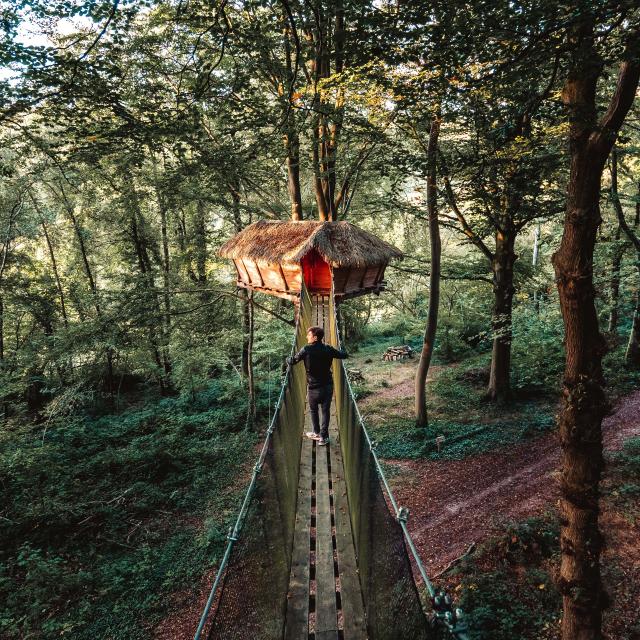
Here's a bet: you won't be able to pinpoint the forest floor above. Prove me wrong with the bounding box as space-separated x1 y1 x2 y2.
353 346 640 640
386 388 640 573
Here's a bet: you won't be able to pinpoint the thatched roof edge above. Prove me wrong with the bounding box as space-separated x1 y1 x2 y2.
219 220 403 268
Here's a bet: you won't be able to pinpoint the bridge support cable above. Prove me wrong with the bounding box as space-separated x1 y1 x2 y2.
194 289 312 640
328 285 469 640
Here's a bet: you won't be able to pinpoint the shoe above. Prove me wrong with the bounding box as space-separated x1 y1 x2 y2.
318 437 329 446
305 431 321 440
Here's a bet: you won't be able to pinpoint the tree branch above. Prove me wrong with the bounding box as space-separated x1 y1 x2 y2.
595 38 640 152
439 151 494 262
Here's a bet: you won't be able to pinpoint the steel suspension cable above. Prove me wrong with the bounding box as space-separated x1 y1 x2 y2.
330 287 469 640
193 316 302 640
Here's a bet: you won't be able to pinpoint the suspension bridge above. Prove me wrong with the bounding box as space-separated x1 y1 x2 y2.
192 280 468 639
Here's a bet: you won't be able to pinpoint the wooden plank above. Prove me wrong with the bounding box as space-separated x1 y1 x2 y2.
315 437 338 637
329 409 367 640
283 264 302 293
253 261 266 287
238 282 299 301
235 258 250 283
345 268 366 293
259 263 287 291
278 263 290 291
284 435 314 640
242 258 264 287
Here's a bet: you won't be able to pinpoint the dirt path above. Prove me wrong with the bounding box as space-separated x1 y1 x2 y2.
391 389 640 574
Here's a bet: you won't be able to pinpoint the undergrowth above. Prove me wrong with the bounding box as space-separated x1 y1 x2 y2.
450 515 561 640
370 409 555 461
0 378 258 639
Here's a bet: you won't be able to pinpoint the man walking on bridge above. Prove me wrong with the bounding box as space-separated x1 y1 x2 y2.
287 326 348 446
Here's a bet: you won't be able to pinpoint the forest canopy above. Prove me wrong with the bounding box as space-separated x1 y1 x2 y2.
1 2 639 639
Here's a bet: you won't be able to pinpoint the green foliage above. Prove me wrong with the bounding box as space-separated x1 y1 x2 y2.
453 516 561 640
372 410 554 461
1 2 639 637
603 348 640 399
606 437 640 517
0 382 255 639
510 300 565 395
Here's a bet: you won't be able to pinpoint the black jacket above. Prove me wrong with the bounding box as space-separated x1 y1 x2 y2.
288 342 348 388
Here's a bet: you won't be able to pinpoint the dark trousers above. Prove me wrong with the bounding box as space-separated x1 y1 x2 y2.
308 384 333 439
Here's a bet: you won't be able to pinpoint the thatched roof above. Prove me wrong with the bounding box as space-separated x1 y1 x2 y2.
219 220 403 268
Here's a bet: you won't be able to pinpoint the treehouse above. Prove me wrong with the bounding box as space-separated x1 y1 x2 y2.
219 220 403 302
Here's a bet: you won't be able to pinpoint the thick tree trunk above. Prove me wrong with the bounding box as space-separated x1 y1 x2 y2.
487 231 516 403
285 130 303 220
326 0 345 219
281 20 304 221
313 112 330 221
553 21 639 640
307 1 345 222
415 113 441 428
552 162 608 640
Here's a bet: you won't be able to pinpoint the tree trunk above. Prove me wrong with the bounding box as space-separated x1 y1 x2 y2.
0 294 6 419
61 185 115 397
194 200 208 283
229 184 253 383
607 224 623 335
608 146 627 335
241 287 251 378
129 203 167 395
281 23 304 221
487 230 516 403
29 196 69 328
313 112 330 221
41 221 69 328
532 223 541 267
0 295 4 363
612 156 640 368
155 183 173 388
553 159 608 640
245 290 256 429
415 113 441 428
626 264 640 367
552 20 639 640
285 127 303 220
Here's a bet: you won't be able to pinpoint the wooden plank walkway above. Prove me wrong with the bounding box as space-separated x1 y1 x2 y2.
284 296 367 640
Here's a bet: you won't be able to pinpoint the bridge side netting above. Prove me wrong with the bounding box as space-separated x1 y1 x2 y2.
328 293 433 640
206 285 312 639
